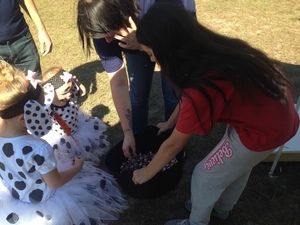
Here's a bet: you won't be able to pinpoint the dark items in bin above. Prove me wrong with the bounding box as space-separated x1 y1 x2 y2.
105 125 185 199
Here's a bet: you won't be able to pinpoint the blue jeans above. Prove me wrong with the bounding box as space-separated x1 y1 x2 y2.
0 31 41 79
125 51 178 133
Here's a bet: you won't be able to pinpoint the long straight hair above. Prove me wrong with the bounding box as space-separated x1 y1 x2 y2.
136 3 292 130
77 0 140 56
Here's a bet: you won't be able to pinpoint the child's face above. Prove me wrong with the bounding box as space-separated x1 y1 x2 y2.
54 80 73 103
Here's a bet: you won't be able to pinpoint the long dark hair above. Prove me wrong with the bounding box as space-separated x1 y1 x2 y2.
136 3 291 130
77 0 140 56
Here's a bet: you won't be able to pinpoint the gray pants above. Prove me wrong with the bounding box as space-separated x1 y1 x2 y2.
189 125 274 225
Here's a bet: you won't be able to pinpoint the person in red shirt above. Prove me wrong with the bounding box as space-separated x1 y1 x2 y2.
132 3 299 225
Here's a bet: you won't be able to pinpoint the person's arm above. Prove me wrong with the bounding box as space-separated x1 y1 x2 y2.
42 156 83 189
107 64 136 159
132 128 192 184
18 0 52 56
157 103 181 135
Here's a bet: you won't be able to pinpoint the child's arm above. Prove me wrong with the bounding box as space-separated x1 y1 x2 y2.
133 128 192 184
42 156 83 189
157 103 180 135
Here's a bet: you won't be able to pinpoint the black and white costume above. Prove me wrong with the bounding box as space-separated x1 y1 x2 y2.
0 135 127 225
0 74 127 225
42 71 110 164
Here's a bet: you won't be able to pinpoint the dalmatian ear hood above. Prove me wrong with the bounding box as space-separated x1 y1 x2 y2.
42 82 55 109
24 71 53 138
24 100 53 138
42 70 79 107
0 70 52 137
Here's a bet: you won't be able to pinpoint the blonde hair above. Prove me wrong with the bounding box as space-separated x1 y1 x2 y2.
42 66 63 83
0 60 28 111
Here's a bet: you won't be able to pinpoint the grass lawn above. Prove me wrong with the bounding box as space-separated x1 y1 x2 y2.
25 0 300 224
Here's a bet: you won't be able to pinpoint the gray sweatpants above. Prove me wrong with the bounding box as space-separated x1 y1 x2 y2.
189 125 274 225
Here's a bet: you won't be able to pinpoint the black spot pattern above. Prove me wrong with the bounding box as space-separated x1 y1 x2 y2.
33 154 45 166
41 112 46 118
29 189 43 203
11 188 20 200
15 181 26 190
18 171 26 179
89 218 97 225
85 146 91 152
35 179 43 184
8 173 13 179
6 212 19 224
66 142 71 149
35 105 41 111
22 146 33 155
28 165 36 173
60 138 66 144
16 159 24 167
0 161 5 171
100 179 106 189
25 102 33 109
36 210 44 217
3 143 14 157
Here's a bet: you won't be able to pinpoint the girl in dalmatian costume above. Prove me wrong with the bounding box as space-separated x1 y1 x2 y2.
0 61 128 225
41 67 110 165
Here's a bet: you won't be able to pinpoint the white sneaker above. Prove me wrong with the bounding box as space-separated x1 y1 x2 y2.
164 219 190 225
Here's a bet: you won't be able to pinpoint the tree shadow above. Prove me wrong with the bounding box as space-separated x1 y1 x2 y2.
69 60 105 104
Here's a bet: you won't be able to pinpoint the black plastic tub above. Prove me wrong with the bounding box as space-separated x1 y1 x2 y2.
105 125 185 199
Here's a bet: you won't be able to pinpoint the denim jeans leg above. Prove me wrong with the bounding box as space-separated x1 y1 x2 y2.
125 51 155 133
161 70 179 121
0 44 11 62
11 32 41 79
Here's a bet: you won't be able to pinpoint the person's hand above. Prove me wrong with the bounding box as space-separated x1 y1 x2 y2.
114 17 142 50
157 121 174 135
132 167 152 185
72 155 84 170
38 30 52 56
122 130 137 159
72 76 86 96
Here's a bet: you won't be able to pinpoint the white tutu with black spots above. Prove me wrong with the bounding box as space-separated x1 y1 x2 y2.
42 109 110 165
0 161 128 225
42 80 110 165
0 136 127 225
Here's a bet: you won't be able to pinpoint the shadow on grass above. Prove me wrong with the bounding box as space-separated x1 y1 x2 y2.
69 60 105 103
281 62 300 101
